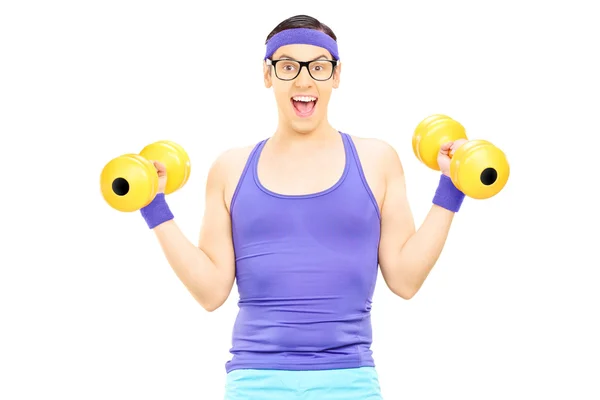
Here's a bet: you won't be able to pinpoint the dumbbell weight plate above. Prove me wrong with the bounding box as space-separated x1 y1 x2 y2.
100 154 159 212
412 114 449 164
139 140 191 195
450 139 510 199
413 114 468 171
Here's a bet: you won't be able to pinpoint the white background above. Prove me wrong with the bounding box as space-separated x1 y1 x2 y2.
1 0 599 399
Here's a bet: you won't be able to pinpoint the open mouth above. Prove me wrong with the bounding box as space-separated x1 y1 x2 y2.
291 95 318 117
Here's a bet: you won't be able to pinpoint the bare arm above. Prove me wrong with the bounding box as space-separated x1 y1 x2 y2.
152 153 236 311
378 144 456 299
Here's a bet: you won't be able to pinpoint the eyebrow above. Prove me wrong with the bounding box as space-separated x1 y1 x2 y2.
278 54 329 61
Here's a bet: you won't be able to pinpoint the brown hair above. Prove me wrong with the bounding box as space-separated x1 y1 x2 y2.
265 15 337 44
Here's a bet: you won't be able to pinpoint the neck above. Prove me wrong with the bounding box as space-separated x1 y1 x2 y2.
272 118 338 145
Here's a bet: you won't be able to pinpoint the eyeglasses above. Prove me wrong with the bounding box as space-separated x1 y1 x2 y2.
266 58 338 81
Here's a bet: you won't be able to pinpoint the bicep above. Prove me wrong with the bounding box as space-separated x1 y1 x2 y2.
378 147 416 269
197 157 236 289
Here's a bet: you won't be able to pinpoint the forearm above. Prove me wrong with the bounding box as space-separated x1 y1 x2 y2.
392 205 454 294
141 194 228 309
152 220 226 308
381 174 465 298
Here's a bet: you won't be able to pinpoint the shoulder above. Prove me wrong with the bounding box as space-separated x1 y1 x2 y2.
349 135 397 154
347 134 404 174
211 144 256 173
206 143 256 185
206 142 261 208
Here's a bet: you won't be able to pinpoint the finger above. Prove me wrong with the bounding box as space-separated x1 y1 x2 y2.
440 141 453 152
151 160 165 171
451 140 467 152
150 161 167 175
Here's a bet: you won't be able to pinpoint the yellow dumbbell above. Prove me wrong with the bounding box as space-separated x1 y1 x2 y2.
100 140 191 212
412 114 509 199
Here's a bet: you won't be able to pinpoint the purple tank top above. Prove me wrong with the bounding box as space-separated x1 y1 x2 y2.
226 132 381 372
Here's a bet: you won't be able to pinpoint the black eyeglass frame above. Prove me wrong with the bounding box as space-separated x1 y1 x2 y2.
266 58 339 81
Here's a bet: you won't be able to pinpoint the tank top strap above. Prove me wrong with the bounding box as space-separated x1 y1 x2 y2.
247 138 268 171
230 138 267 213
340 132 381 219
340 132 365 180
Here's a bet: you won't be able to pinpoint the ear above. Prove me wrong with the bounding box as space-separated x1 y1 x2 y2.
332 61 342 89
263 60 272 88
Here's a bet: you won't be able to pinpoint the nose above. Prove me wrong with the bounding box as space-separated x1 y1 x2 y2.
294 65 313 87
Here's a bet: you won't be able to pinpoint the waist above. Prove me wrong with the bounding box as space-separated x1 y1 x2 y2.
226 350 375 373
226 305 374 372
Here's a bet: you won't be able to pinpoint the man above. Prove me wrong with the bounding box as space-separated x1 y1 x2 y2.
140 14 466 400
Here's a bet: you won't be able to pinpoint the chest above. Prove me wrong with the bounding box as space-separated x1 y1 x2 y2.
254 143 385 211
257 148 346 196
231 180 381 298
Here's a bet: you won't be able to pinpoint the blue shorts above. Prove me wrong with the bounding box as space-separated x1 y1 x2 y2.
224 367 383 400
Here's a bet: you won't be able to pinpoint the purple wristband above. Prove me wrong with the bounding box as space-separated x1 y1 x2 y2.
432 174 465 212
140 193 174 229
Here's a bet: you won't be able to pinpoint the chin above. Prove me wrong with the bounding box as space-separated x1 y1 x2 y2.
290 119 321 134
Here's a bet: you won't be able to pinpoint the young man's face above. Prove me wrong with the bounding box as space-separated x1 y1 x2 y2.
264 43 341 134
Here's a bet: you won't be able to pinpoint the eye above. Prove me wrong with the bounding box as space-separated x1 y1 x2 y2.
310 61 329 72
280 62 297 71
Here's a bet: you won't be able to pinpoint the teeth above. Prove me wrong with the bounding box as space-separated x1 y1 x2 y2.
293 96 316 102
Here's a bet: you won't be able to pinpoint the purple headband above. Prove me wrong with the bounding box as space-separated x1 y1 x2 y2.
264 28 339 60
